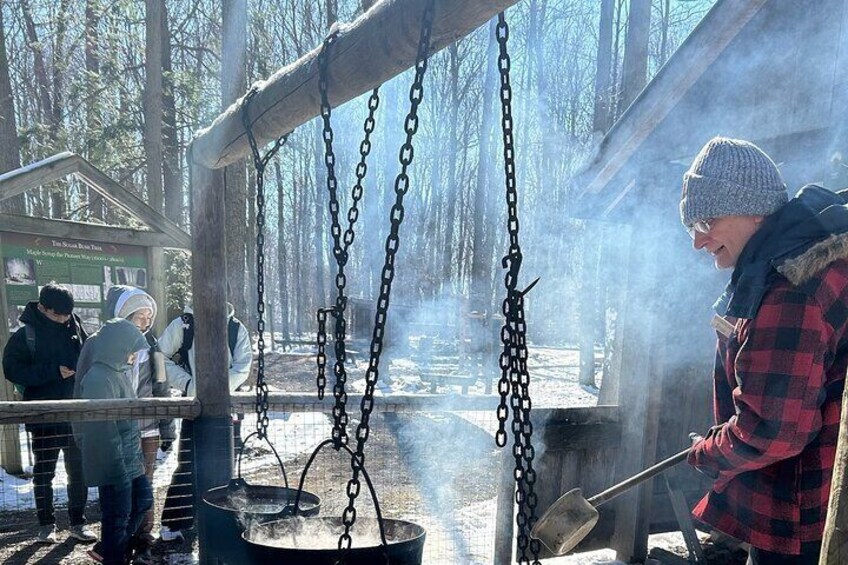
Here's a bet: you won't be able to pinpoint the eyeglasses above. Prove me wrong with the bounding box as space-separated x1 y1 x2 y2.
686 219 713 239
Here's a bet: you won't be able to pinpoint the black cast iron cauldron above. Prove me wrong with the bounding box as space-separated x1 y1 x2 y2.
202 431 321 564
243 438 426 564
244 517 426 564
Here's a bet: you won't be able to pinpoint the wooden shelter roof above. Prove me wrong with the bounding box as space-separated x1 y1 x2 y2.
576 0 848 218
0 152 191 249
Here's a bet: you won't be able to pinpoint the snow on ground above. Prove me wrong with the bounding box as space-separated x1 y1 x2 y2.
0 345 705 564
0 425 100 510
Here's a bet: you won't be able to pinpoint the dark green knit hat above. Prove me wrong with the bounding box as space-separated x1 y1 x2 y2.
680 137 787 228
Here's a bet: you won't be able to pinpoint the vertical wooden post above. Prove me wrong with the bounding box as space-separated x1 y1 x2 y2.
493 448 516 564
145 246 167 336
608 214 666 562
0 233 24 475
820 381 848 563
190 161 232 564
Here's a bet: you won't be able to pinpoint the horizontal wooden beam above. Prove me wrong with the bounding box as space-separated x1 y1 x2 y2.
0 397 201 424
230 391 503 412
191 0 520 169
2 214 186 249
0 394 618 423
542 422 621 451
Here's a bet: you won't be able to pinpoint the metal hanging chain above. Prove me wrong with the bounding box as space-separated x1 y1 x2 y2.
335 1 435 562
315 30 382 450
241 87 289 440
493 12 541 565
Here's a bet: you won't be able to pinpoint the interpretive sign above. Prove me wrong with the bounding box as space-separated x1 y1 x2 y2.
2 232 148 334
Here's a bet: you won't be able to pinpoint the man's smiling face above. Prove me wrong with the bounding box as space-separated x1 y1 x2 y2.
692 215 764 270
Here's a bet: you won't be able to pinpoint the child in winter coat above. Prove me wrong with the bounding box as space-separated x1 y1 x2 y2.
104 285 176 547
74 319 153 565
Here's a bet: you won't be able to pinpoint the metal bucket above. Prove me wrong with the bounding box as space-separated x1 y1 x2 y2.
202 431 321 563
202 479 321 563
241 438 426 564
244 517 426 565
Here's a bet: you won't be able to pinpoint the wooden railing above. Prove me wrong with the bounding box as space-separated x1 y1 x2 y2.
0 391 506 424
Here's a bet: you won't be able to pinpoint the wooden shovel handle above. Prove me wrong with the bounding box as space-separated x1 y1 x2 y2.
587 447 691 508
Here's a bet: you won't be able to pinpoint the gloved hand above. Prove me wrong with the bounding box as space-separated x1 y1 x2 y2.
689 432 704 446
160 440 173 453
688 432 719 479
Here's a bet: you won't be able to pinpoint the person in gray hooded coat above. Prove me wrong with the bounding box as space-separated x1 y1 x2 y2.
74 319 153 565
104 285 176 545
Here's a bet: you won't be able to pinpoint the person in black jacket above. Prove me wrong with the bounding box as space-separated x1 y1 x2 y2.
2 283 96 544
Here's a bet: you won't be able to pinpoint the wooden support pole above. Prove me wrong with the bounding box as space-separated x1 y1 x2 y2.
190 163 230 418
0 232 23 475
609 215 666 563
820 381 848 563
191 0 520 170
189 160 233 565
146 247 167 336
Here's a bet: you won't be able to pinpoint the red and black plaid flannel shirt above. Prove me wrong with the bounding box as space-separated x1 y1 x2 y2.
689 260 848 554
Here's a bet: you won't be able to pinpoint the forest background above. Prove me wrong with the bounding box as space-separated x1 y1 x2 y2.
0 0 715 350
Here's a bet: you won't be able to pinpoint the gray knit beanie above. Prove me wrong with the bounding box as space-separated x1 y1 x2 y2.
680 137 787 228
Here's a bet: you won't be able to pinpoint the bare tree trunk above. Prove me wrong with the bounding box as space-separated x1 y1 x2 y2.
50 0 69 219
275 161 291 342
313 121 328 309
301 158 310 336
426 148 442 299
247 169 257 331
0 6 23 214
611 0 625 120
21 0 68 217
161 2 182 226
144 0 164 213
578 224 600 388
469 19 499 313
294 155 306 334
659 0 671 64
593 0 615 136
440 42 460 289
85 0 103 220
620 0 651 111
327 0 338 28
20 0 55 130
51 0 69 145
222 0 249 320
312 3 337 312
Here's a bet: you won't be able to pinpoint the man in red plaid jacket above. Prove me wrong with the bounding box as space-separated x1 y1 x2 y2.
680 137 848 565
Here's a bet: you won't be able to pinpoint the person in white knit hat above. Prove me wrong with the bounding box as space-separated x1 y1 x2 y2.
104 285 175 555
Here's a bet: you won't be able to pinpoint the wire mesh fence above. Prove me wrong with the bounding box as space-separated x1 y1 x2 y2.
0 398 507 564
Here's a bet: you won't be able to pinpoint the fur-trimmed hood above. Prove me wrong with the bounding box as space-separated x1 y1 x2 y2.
778 231 848 286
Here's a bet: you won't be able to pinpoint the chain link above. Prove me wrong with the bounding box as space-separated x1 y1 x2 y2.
316 31 382 449
493 12 541 565
335 1 435 562
241 87 288 440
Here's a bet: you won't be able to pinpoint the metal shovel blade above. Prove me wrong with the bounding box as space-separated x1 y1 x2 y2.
530 488 599 555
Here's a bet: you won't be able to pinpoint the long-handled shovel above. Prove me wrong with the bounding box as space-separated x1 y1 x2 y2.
530 446 691 555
